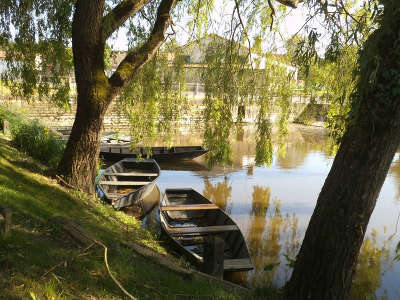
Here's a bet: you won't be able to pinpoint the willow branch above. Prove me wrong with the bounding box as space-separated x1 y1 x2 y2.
274 0 304 9
339 0 360 25
102 0 151 41
109 0 176 93
233 0 254 73
267 0 276 31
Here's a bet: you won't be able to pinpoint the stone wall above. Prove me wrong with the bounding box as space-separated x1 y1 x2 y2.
0 95 204 134
0 94 316 134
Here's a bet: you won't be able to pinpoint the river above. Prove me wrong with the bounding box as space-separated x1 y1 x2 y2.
140 123 400 299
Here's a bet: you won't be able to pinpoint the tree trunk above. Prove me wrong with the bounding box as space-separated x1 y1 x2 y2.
57 0 175 193
285 2 400 299
57 0 111 193
57 91 109 193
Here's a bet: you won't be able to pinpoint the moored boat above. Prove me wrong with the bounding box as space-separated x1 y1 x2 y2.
159 188 253 272
121 185 161 219
96 158 160 210
99 144 209 162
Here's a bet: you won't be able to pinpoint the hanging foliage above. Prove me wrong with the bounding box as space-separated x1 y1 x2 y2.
117 44 188 156
201 34 295 166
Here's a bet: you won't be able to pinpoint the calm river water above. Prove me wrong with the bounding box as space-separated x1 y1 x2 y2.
141 123 400 299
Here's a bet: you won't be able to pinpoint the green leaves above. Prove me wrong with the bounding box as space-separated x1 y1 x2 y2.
0 0 74 106
118 44 188 151
264 262 280 271
395 242 400 261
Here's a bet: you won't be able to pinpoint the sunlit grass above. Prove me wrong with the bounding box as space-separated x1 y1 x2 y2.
0 136 254 299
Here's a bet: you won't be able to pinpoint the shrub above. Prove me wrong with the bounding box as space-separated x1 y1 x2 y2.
0 107 65 167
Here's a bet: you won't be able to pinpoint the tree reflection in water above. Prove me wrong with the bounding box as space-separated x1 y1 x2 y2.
389 152 400 201
245 186 394 297
247 186 300 286
351 228 393 299
149 125 399 295
203 177 232 213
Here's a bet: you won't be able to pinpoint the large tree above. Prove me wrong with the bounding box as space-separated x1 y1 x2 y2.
0 0 298 192
1 0 400 298
58 0 177 192
1 0 179 192
285 0 400 298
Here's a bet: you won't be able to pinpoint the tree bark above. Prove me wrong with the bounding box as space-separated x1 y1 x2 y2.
57 0 176 193
57 0 110 193
285 1 400 299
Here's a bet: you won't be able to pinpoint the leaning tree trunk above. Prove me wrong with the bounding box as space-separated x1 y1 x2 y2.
57 91 110 193
57 0 175 193
285 1 400 299
57 0 111 193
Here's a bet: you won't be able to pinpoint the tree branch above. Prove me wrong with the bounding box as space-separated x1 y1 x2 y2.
274 0 304 9
102 0 151 41
267 0 276 31
108 0 176 93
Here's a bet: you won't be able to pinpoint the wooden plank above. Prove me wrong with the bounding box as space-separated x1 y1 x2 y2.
223 258 253 270
103 172 158 176
161 204 219 211
99 181 149 186
169 225 238 234
203 236 224 278
0 207 12 237
166 194 188 198
107 192 135 199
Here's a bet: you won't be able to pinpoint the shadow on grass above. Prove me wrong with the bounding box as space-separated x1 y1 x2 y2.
0 137 257 299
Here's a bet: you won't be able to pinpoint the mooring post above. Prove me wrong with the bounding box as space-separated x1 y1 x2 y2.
202 235 225 279
0 207 12 237
3 120 10 135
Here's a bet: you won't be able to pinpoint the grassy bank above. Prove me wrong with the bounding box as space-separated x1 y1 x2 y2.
0 135 265 299
0 107 65 168
293 102 328 126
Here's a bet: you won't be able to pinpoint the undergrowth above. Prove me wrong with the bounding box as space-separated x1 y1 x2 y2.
0 107 65 168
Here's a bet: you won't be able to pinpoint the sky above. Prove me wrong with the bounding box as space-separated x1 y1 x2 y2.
112 2 310 52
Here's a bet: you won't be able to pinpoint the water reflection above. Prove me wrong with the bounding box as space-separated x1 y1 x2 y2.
140 123 400 298
247 186 273 283
275 126 333 169
351 229 393 300
203 178 232 212
389 153 400 201
247 186 301 286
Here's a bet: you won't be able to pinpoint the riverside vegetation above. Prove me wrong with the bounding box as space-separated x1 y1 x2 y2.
0 108 282 299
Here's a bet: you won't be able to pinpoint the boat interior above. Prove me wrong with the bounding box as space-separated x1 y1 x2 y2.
160 189 252 270
99 159 159 200
101 145 205 155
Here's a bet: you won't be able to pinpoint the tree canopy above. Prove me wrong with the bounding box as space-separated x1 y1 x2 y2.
1 1 400 299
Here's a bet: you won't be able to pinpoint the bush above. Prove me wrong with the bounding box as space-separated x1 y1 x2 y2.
0 107 65 167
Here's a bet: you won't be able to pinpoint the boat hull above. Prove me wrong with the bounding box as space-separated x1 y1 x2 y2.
100 145 208 162
159 188 253 272
96 158 160 210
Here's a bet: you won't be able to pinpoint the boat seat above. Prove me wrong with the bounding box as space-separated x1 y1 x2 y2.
161 204 219 211
168 224 238 234
223 258 253 271
103 172 158 176
99 181 150 186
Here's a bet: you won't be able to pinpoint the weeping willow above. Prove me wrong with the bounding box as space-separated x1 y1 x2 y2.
201 35 295 166
117 44 188 156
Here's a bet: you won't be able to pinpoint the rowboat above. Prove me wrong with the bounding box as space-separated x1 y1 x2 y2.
96 158 160 210
121 185 160 219
159 188 253 272
99 144 209 162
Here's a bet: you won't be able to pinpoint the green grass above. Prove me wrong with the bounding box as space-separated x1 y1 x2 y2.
293 102 328 126
0 107 65 168
0 136 269 300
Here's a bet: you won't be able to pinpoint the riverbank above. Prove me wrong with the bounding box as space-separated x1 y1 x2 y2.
0 135 282 299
